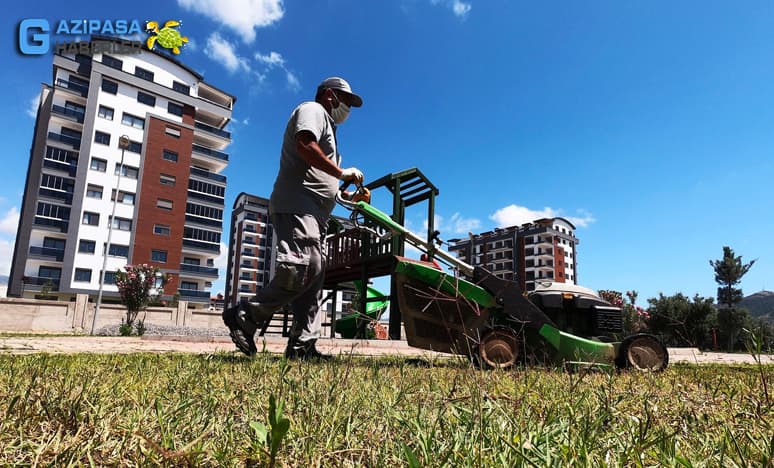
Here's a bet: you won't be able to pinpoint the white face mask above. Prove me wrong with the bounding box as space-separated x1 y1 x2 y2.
330 92 351 124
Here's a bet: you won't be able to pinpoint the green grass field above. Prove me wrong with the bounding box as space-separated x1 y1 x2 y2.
0 352 771 466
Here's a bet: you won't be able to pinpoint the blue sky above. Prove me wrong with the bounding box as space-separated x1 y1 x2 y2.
1 0 771 305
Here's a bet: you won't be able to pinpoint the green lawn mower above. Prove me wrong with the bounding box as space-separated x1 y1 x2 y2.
336 186 669 371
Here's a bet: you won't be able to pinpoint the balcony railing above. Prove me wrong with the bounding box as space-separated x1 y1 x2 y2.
39 187 73 204
178 289 211 299
29 246 65 261
48 132 81 149
192 144 229 162
54 78 89 97
184 215 222 228
186 190 224 205
51 105 85 123
22 276 61 291
194 121 231 139
34 216 69 233
182 239 220 252
190 167 227 184
179 263 219 276
43 158 78 177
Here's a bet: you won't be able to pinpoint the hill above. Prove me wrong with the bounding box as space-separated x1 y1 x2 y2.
740 290 774 322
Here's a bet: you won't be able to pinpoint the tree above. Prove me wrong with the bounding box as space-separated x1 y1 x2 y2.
114 264 166 330
709 246 755 309
709 246 755 350
645 293 715 348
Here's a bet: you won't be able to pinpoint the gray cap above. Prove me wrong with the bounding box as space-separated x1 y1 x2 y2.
319 76 363 107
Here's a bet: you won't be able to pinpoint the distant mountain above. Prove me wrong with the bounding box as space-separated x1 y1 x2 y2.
740 291 774 323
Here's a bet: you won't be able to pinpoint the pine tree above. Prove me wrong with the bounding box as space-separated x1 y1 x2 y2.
709 246 755 350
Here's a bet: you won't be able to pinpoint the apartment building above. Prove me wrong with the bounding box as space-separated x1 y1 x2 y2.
8 37 233 308
448 217 579 291
225 193 276 307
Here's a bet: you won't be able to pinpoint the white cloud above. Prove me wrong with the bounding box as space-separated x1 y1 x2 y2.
489 204 596 229
424 212 481 236
255 50 285 67
430 0 472 19
205 33 250 73
177 0 284 43
0 239 13 276
27 92 40 119
0 207 19 235
214 242 229 270
285 70 301 92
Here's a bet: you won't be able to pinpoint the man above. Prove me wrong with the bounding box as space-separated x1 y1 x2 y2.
223 77 364 359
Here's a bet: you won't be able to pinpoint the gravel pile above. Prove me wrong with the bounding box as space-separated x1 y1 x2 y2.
96 323 230 337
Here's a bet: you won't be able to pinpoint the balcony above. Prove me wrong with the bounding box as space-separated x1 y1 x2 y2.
48 132 81 149
38 187 73 204
182 239 220 253
33 217 69 233
22 276 61 291
192 144 229 162
190 167 226 184
194 121 231 139
186 190 224 205
51 105 85 123
54 78 89 97
178 289 211 301
179 263 219 278
29 246 65 262
43 158 78 177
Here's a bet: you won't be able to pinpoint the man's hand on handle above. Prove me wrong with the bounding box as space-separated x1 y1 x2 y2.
340 167 364 184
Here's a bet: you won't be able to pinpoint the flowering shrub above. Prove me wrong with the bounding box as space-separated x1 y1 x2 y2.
114 264 166 329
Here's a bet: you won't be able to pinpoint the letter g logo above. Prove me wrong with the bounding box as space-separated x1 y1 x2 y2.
19 19 50 55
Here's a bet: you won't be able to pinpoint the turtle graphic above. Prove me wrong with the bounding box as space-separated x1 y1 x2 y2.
146 20 188 55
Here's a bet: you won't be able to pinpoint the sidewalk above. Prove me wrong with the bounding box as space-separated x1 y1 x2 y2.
0 335 772 364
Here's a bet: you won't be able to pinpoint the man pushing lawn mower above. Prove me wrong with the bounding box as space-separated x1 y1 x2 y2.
222 77 365 360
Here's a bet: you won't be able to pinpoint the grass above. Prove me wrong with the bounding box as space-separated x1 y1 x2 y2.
0 352 771 466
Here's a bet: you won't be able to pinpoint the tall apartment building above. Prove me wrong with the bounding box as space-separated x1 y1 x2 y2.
8 38 233 308
225 193 276 307
448 217 579 291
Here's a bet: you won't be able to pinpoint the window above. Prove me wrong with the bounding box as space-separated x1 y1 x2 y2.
165 126 181 138
162 150 178 162
188 179 225 198
102 55 123 70
110 217 132 231
121 113 145 130
186 203 223 220
159 174 176 186
101 78 118 94
134 66 154 81
172 81 190 94
127 140 142 154
106 244 129 257
167 101 183 116
38 266 62 279
183 257 200 265
103 271 117 284
157 198 173 210
151 250 168 262
181 281 198 290
154 224 170 236
94 131 110 145
98 105 114 120
137 91 156 107
43 237 66 249
40 174 74 192
78 239 96 253
82 211 99 226
90 157 107 172
115 165 139 179
36 202 69 220
74 268 92 282
64 101 85 116
86 184 103 199
111 190 135 205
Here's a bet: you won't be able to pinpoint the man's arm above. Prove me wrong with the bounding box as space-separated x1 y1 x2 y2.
296 130 363 183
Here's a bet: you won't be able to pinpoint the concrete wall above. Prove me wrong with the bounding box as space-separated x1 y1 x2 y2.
0 294 222 333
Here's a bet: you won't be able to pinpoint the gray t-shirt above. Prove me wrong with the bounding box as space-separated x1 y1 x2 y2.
269 101 340 224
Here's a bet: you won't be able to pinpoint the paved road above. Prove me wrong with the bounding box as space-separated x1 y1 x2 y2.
0 335 772 365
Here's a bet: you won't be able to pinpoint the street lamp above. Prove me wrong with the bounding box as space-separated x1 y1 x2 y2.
91 135 130 335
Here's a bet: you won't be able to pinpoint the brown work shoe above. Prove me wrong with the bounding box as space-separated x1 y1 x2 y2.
222 303 258 356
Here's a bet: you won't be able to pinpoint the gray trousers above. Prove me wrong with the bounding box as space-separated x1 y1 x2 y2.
248 213 326 346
